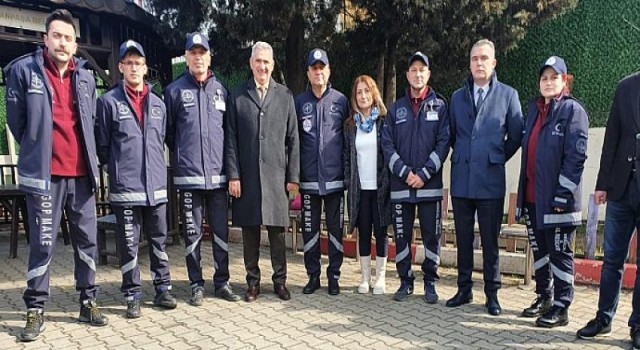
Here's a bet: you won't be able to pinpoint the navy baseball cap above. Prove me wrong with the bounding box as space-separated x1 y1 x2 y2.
185 32 210 51
119 40 145 60
307 48 329 66
539 56 567 76
408 51 429 67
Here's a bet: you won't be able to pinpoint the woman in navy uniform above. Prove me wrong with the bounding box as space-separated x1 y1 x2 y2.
516 56 589 328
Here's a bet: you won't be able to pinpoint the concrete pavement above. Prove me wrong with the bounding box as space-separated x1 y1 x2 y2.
0 232 634 350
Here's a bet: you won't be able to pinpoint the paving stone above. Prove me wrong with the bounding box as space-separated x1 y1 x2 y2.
0 233 635 349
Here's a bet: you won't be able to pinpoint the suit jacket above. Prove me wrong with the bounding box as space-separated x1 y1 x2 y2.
225 78 300 227
449 73 524 199
596 72 640 201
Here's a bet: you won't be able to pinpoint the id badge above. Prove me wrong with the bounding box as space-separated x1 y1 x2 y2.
215 100 226 111
426 111 439 121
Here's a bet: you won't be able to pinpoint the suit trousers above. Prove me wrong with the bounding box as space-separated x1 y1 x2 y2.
451 196 504 295
242 225 287 286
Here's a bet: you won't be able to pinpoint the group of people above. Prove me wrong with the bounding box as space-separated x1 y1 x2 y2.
6 8 640 350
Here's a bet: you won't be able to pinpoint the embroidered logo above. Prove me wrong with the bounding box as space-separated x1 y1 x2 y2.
303 102 313 115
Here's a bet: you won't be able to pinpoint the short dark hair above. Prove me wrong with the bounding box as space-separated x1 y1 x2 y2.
45 9 76 34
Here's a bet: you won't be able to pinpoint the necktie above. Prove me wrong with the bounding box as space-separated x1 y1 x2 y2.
258 86 265 102
476 88 484 110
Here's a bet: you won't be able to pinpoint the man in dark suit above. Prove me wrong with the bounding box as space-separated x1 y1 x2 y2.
446 39 523 316
577 73 640 349
226 41 300 302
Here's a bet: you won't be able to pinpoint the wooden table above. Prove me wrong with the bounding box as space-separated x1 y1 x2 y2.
0 184 27 258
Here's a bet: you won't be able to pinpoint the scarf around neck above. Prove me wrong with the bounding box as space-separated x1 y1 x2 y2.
354 107 379 133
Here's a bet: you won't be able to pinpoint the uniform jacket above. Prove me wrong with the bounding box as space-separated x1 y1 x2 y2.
344 117 391 232
381 88 450 203
225 78 300 227
5 47 99 195
596 72 640 201
295 86 348 195
516 95 589 228
449 73 524 199
95 81 167 206
165 71 227 190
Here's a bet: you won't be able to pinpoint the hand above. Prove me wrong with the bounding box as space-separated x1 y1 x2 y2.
405 172 424 188
594 190 607 205
229 179 241 198
286 182 299 194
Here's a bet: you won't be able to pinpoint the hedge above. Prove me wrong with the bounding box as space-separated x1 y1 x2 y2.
498 0 640 126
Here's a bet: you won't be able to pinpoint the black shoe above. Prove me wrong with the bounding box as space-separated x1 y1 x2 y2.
19 309 45 342
393 282 414 302
536 305 569 328
485 294 502 316
576 316 611 339
79 300 109 326
446 290 473 307
189 286 205 306
215 284 242 302
328 279 340 295
303 277 321 294
522 296 553 318
631 326 640 350
274 284 291 301
126 299 141 319
423 282 438 304
153 291 178 309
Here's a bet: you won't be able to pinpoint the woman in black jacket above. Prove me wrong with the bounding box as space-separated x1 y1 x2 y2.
344 75 391 294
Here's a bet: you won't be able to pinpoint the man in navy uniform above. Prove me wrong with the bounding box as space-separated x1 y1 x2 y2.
381 52 450 303
5 9 108 342
96 40 176 318
295 49 348 295
165 32 241 305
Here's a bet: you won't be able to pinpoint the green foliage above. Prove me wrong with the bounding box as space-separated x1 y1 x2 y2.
498 0 640 127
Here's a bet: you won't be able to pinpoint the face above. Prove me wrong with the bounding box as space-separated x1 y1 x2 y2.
307 62 330 88
186 46 211 76
355 81 373 113
406 60 430 91
469 44 497 83
43 20 77 65
118 53 147 88
539 67 566 100
250 48 274 85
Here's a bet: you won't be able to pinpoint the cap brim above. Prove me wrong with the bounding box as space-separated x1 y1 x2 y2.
187 44 209 51
308 59 328 66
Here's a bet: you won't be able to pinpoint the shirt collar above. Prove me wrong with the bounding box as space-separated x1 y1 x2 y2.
254 79 269 91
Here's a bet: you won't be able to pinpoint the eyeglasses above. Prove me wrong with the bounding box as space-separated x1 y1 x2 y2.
121 60 146 68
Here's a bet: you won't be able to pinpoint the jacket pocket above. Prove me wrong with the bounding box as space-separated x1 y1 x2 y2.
488 153 505 165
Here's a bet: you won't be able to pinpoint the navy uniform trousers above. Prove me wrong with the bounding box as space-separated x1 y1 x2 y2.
302 192 344 281
393 201 441 285
24 176 98 310
112 203 172 300
523 204 575 308
180 189 230 290
451 197 504 296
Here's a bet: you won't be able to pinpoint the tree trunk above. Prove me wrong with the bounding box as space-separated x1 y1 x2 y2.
376 39 386 93
285 6 306 94
383 39 397 105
